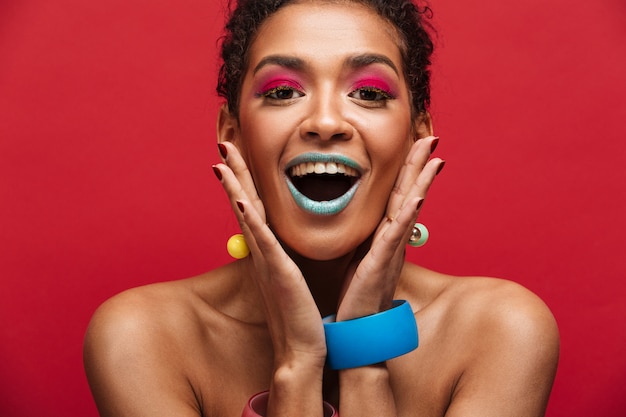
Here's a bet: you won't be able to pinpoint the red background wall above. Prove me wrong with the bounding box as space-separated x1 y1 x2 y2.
1 0 624 416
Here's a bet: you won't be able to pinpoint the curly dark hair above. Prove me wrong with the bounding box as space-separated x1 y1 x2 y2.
217 0 434 119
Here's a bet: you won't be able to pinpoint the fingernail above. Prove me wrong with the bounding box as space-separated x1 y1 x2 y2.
236 201 245 214
218 143 228 159
430 137 440 153
212 165 223 181
436 160 446 175
416 199 424 211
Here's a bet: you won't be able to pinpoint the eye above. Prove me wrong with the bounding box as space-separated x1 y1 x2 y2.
349 86 393 101
261 85 305 101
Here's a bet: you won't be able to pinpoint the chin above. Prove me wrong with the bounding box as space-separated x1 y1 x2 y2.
279 230 368 263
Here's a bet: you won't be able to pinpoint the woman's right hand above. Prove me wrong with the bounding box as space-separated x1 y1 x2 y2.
213 141 327 371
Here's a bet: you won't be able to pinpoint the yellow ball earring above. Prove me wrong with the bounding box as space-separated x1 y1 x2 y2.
227 233 250 259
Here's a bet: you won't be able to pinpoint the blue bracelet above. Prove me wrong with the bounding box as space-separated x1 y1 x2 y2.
322 300 419 370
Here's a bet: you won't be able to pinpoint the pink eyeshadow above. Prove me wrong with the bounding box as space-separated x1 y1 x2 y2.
254 72 304 95
349 67 399 97
352 78 395 95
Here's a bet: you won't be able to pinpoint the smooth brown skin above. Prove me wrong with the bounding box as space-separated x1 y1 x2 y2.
84 266 559 417
84 3 559 417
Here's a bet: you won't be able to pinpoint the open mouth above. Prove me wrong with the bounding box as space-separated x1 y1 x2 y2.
285 154 362 216
289 161 360 201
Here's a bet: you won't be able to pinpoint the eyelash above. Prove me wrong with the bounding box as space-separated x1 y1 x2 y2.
257 84 305 101
255 83 395 105
349 86 394 102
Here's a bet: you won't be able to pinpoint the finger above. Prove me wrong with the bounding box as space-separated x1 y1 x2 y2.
390 137 436 208
378 196 425 261
236 200 304 293
407 157 445 207
388 156 443 249
213 162 263 240
339 196 423 318
355 196 423 285
387 136 439 219
219 142 265 216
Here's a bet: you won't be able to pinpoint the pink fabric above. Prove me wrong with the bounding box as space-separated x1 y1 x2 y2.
242 391 338 417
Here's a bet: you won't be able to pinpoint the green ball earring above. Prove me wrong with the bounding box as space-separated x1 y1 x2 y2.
408 223 429 247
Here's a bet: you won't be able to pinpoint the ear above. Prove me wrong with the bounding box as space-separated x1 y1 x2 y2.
216 103 240 144
413 111 434 139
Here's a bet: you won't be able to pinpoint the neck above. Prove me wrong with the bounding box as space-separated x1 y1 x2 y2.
286 250 355 317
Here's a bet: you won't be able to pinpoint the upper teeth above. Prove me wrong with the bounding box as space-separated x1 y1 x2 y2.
290 162 358 178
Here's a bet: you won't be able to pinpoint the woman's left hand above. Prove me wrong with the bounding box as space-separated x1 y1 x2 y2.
336 135 443 321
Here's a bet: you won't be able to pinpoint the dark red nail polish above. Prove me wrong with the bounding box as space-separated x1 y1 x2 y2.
212 165 222 181
218 143 228 159
416 199 424 211
430 138 439 153
436 160 446 175
236 201 245 214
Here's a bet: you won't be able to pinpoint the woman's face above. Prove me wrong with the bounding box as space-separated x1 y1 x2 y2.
229 2 421 260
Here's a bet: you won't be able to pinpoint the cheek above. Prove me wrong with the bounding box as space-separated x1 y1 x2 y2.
236 114 290 196
237 113 276 156
367 119 412 165
239 107 296 145
364 120 413 203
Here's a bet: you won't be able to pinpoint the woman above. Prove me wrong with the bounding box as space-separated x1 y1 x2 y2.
83 1 559 416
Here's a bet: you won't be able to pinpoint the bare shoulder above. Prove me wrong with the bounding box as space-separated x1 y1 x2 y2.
446 275 559 416
398 265 559 417
83 266 247 417
448 274 559 342
83 279 206 417
83 262 271 417
84 279 201 361
402 264 559 350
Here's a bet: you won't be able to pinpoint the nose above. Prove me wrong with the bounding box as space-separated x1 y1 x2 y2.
299 90 353 141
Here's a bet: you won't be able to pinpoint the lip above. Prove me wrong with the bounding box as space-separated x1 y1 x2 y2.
285 153 362 216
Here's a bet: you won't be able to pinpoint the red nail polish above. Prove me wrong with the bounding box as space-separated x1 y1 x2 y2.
430 138 439 153
236 201 245 214
212 165 222 181
436 160 446 175
416 199 424 211
218 143 228 159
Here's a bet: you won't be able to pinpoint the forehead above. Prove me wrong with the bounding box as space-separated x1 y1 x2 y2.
247 2 404 72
